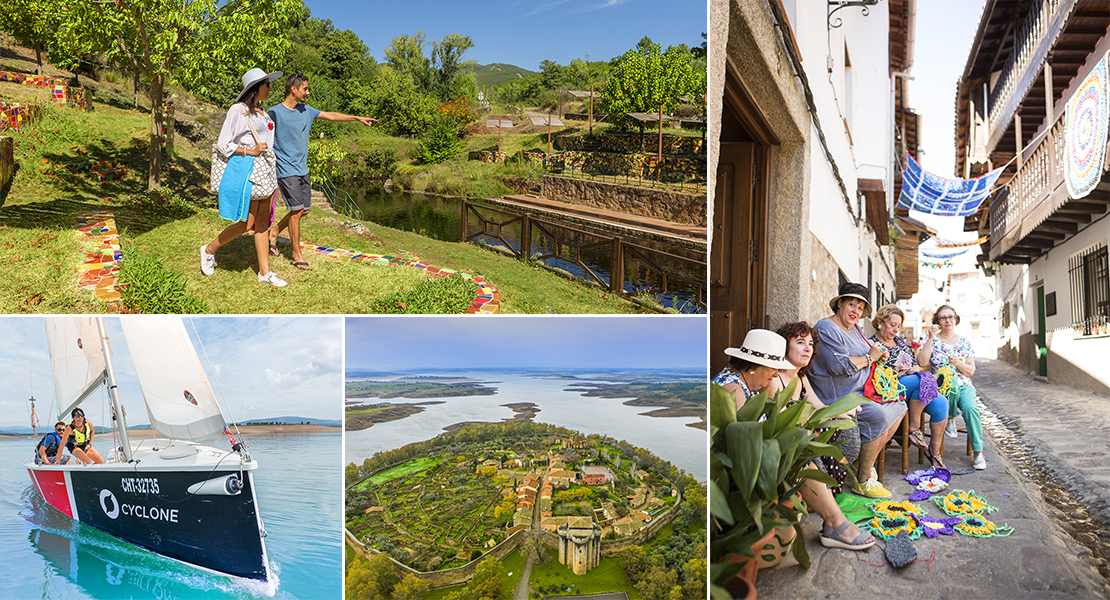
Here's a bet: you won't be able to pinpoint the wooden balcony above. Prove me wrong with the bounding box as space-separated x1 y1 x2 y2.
989 113 1110 263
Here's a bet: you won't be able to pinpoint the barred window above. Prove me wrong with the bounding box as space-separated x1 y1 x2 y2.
1068 244 1110 335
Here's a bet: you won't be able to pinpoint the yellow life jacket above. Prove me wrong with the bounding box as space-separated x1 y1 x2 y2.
69 420 90 444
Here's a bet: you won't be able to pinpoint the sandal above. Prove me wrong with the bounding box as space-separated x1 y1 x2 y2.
291 261 312 271
269 243 280 256
908 430 928 449
924 447 946 469
820 520 875 551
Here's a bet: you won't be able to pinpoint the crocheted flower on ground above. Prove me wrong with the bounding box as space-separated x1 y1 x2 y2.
869 499 925 517
933 489 998 516
954 514 1014 538
917 478 948 494
904 466 951 486
912 513 963 538
866 514 922 541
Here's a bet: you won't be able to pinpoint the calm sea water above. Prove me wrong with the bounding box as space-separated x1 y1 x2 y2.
0 432 342 600
345 373 706 480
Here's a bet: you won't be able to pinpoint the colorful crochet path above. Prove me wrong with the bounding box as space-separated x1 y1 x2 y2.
296 239 500 314
76 212 123 303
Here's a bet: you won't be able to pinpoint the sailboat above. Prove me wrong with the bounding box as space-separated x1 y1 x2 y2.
23 316 272 585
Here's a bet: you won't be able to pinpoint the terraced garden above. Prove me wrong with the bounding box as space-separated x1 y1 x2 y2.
348 451 508 571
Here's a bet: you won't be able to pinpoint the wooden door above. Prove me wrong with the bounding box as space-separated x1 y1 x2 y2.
710 142 766 375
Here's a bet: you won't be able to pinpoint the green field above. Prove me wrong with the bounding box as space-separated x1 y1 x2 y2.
528 548 640 599
353 456 441 490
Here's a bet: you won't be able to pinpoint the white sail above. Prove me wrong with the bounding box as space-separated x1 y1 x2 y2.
119 317 227 440
45 316 107 420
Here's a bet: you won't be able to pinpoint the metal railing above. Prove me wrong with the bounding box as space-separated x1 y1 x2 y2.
461 200 706 312
316 171 363 220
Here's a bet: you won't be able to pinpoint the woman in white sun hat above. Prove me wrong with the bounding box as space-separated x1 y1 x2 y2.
200 68 287 287
712 329 793 408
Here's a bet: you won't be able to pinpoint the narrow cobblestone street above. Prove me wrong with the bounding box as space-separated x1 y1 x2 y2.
754 358 1110 599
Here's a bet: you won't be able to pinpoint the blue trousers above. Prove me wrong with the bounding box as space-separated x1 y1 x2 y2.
898 374 949 422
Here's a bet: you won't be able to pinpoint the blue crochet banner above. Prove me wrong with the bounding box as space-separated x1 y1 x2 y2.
897 153 1002 216
919 247 972 259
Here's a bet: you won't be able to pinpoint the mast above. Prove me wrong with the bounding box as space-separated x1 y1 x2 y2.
96 317 131 461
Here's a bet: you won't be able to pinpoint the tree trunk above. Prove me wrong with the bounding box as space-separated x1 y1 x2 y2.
34 43 42 76
133 69 140 108
148 74 163 195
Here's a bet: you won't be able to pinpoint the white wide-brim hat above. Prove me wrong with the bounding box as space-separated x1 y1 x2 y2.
236 68 283 104
724 329 794 370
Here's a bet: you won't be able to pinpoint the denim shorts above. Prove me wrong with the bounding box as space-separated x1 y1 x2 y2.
277 174 312 211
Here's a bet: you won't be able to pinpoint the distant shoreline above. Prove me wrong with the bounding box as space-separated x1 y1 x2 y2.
0 424 339 440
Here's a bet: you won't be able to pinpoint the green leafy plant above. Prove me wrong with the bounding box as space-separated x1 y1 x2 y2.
119 249 209 314
412 117 466 165
709 382 864 594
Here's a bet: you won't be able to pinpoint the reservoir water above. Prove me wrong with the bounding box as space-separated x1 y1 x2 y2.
0 432 342 600
344 373 706 481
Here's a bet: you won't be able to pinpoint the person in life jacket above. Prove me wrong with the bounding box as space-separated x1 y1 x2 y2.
57 408 104 465
35 422 71 465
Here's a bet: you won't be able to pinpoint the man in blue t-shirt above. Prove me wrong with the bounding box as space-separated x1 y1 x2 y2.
267 74 377 270
35 421 71 465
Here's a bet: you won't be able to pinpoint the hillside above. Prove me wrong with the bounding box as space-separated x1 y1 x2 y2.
468 62 535 87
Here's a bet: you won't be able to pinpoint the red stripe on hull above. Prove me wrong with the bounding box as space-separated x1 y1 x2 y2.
29 469 72 518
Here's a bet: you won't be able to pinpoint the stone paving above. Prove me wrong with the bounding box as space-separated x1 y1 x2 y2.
752 357 1110 599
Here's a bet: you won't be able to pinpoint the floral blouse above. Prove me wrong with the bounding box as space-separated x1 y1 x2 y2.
929 335 975 387
869 335 917 372
712 368 752 400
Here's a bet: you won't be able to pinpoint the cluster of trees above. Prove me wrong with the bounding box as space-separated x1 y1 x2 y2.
346 553 507 600
621 526 707 599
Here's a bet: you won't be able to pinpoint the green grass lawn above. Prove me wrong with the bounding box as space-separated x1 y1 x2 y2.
528 548 640 599
352 456 442 490
501 547 526 593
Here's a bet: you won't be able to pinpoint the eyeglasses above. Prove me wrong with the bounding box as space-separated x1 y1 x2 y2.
939 315 957 321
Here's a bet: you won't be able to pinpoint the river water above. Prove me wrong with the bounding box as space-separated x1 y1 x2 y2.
0 432 342 600
340 186 706 313
344 372 706 481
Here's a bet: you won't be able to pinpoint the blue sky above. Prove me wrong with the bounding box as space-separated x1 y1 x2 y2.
0 317 342 429
302 0 706 71
345 316 707 371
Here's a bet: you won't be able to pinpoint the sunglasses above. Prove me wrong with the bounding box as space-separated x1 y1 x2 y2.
55 427 65 432
73 413 84 418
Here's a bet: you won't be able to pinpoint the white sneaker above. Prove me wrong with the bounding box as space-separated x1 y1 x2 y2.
200 244 216 276
945 420 958 439
973 453 986 470
257 271 287 287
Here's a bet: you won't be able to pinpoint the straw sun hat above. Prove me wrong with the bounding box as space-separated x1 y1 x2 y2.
828 282 873 318
724 329 794 370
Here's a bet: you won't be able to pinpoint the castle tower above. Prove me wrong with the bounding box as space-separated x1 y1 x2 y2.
557 520 602 575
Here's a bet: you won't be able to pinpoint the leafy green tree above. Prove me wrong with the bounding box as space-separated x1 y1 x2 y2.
0 0 61 75
393 573 430 600
431 33 476 101
346 552 397 599
385 32 433 92
602 37 701 135
681 557 706 599
621 545 648 584
635 563 678 600
322 29 374 82
468 556 507 600
54 0 298 193
346 69 437 137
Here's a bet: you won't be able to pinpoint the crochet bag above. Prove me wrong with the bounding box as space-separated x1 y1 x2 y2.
209 105 277 200
864 361 905 404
